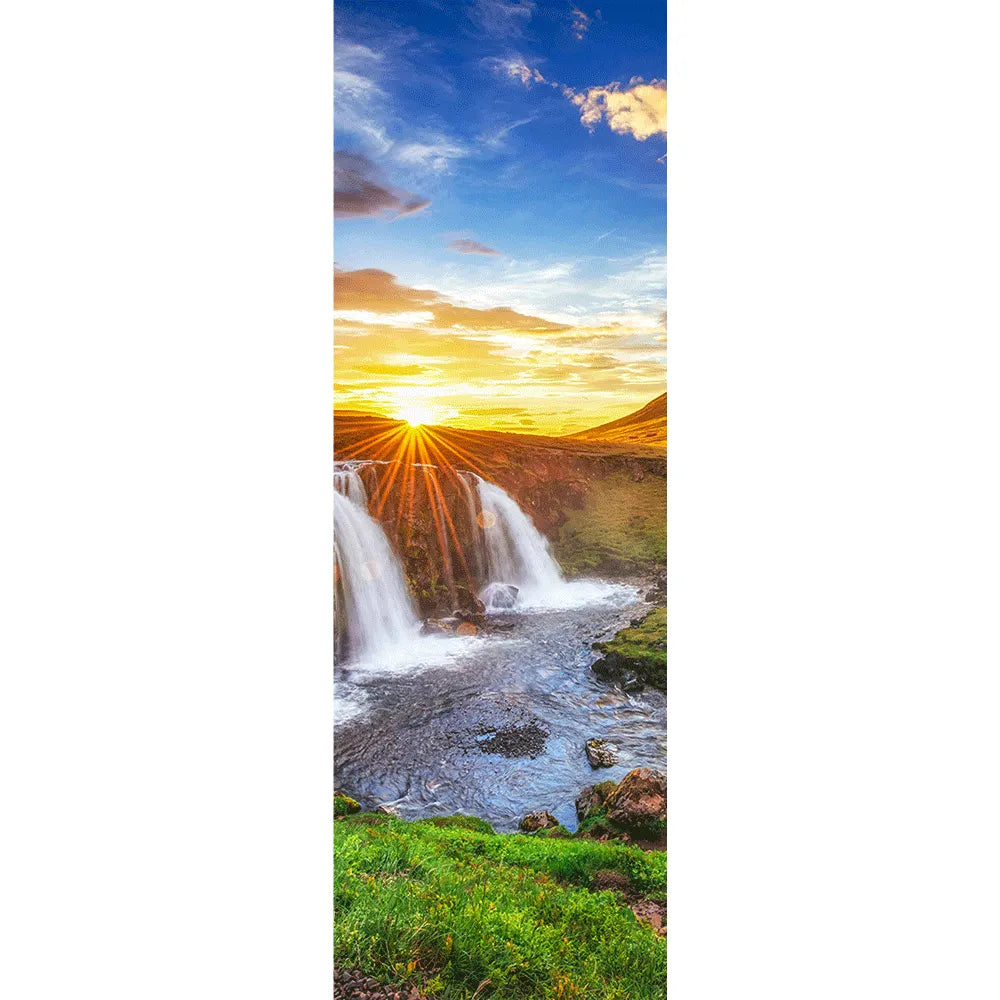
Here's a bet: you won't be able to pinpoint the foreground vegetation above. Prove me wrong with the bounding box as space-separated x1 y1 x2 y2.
554 472 666 576
334 814 666 1000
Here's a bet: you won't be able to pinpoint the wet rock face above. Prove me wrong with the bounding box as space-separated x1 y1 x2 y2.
604 767 667 830
454 585 485 616
519 810 560 832
585 738 620 768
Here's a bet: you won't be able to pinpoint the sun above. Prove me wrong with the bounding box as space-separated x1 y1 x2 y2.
397 405 435 427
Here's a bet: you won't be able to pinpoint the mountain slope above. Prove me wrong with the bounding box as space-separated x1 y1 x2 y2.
566 393 666 449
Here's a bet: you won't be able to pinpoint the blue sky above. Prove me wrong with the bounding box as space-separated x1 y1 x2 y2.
334 0 666 433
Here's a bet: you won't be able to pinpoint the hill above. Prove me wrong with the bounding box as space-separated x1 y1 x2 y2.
565 393 666 449
333 410 666 595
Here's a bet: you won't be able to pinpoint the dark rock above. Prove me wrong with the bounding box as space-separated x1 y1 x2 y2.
519 810 559 832
621 674 645 693
591 653 624 681
479 582 519 610
476 721 548 758
585 738 620 768
454 585 486 615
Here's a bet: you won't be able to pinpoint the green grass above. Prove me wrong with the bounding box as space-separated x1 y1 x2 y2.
593 608 667 691
334 815 666 999
553 472 666 576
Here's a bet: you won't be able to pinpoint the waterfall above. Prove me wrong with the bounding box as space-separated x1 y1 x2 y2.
459 473 486 581
333 488 418 662
475 478 564 607
334 464 369 508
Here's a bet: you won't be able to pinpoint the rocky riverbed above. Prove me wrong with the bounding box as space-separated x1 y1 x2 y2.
334 579 667 832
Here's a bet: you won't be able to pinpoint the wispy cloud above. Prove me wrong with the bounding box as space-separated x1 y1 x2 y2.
467 0 536 38
477 115 537 150
334 153 430 219
483 56 546 86
395 138 469 173
334 68 392 156
570 7 591 40
448 238 501 256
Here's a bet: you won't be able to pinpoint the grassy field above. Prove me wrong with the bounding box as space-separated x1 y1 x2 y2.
554 472 667 576
334 814 666 999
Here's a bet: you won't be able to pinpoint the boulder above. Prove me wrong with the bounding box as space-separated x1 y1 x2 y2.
454 585 486 615
590 654 624 681
585 738 620 768
621 674 645 693
604 767 666 830
480 582 519 610
421 619 453 636
519 810 559 833
376 803 402 817
455 621 478 637
575 780 617 822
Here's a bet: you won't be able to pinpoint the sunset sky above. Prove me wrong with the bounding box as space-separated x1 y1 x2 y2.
334 0 666 435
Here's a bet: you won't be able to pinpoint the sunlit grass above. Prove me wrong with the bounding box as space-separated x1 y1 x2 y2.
335 815 666 999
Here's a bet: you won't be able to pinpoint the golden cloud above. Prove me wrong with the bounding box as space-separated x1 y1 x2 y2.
572 79 667 141
491 61 667 143
334 268 569 331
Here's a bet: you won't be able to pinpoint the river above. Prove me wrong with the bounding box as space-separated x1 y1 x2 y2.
334 580 667 832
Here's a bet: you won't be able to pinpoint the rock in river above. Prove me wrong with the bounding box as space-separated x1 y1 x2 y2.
479 582 519 610
519 810 560 832
585 738 620 768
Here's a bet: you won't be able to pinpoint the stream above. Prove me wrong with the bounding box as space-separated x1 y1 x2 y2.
334 581 667 833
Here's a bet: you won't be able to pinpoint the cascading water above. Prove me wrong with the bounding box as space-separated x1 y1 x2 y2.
333 464 369 508
333 488 418 662
473 477 564 608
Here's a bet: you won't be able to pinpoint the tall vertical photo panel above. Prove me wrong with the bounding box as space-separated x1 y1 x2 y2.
334 3 666 996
